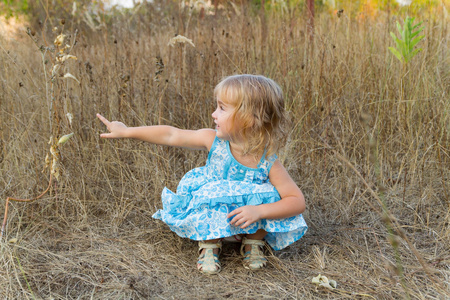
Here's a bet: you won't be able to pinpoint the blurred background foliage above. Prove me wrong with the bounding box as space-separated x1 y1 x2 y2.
1 0 448 27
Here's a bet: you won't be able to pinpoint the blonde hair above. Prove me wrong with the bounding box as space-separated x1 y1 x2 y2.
214 74 289 157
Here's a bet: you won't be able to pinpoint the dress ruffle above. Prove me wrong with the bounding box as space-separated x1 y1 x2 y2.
161 181 281 211
153 201 307 250
152 136 307 250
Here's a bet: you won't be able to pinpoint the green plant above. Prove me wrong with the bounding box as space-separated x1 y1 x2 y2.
0 0 29 18
388 16 425 64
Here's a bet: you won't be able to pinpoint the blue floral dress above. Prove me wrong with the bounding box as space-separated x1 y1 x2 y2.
152 136 307 250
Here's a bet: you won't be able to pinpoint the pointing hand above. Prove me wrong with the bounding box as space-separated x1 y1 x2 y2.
97 113 128 138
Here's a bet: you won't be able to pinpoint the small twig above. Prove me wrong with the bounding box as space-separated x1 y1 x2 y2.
1 173 53 239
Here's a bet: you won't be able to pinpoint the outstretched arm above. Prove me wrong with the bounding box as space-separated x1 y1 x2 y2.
228 160 305 229
96 113 216 150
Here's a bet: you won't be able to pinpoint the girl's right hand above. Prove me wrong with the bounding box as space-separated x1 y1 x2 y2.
97 113 128 138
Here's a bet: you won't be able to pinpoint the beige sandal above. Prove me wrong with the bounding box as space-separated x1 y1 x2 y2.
240 237 267 270
197 241 222 275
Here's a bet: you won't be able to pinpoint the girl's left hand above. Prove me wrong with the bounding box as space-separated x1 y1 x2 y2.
228 205 263 229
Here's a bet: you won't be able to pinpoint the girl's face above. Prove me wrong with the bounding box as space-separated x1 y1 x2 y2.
212 97 236 141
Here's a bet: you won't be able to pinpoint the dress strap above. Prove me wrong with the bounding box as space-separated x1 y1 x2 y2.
264 154 278 173
261 149 267 161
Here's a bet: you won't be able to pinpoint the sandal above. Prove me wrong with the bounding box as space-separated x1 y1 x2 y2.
240 237 267 270
197 241 222 275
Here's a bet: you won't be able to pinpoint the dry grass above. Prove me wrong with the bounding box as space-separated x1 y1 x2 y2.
0 2 449 299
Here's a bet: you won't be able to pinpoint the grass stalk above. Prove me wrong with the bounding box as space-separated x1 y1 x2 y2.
15 256 36 300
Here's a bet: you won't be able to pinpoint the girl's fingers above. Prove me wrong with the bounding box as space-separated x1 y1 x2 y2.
235 219 245 226
227 208 240 218
229 214 242 225
233 215 247 226
240 222 248 229
96 113 110 126
100 133 113 138
229 211 253 228
97 114 115 138
236 219 250 229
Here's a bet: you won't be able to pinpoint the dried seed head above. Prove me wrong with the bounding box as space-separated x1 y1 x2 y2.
50 144 60 180
54 34 66 47
51 64 61 77
63 73 80 84
58 133 74 145
50 144 59 157
60 19 66 25
168 35 195 48
51 158 60 180
193 0 206 11
57 54 77 63
42 153 51 173
66 113 73 125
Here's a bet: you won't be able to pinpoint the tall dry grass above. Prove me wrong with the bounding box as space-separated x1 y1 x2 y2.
0 2 448 299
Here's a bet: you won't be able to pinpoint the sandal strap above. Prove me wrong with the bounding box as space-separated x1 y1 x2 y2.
241 237 265 246
198 252 219 262
240 237 268 270
197 243 222 275
198 241 222 250
240 237 265 256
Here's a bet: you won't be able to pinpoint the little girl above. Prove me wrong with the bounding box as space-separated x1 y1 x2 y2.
97 74 307 274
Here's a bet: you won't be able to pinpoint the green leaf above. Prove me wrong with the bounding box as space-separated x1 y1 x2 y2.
390 32 403 49
389 47 404 62
396 21 403 35
411 21 423 31
411 27 424 39
408 48 422 61
410 30 419 39
410 35 424 50
401 26 407 45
